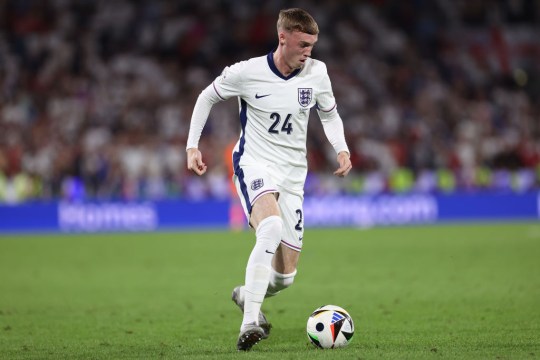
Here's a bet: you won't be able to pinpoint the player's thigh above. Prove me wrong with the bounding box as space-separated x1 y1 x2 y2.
233 165 279 227
251 193 280 229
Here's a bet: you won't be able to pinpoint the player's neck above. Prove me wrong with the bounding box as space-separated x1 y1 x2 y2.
273 49 295 77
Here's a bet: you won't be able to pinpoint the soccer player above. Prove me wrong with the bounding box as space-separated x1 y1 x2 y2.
186 8 352 351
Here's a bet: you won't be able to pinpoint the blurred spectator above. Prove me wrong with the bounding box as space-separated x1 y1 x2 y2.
0 0 539 203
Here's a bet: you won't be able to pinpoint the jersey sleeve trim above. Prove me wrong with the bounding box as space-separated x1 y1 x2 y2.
212 81 226 100
317 102 337 112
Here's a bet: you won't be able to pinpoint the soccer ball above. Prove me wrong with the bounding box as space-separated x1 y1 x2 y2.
306 305 354 349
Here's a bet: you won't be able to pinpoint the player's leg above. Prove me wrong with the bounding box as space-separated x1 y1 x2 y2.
232 167 281 350
233 245 298 299
265 190 303 297
266 244 299 297
236 193 281 350
241 193 281 325
236 191 303 302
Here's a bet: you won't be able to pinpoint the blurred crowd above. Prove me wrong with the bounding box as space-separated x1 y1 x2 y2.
0 0 539 203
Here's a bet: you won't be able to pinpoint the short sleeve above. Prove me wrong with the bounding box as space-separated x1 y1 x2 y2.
212 61 247 100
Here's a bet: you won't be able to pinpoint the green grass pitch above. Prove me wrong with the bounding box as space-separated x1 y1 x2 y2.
1 223 539 359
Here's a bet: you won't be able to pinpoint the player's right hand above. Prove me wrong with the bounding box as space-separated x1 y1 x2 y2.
186 148 207 176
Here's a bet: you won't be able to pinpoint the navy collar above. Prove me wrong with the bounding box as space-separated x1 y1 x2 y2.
267 51 301 80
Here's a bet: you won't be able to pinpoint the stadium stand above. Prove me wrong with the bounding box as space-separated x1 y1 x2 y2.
0 0 538 202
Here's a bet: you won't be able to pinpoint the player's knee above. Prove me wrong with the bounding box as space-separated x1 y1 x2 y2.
266 269 297 297
255 215 283 250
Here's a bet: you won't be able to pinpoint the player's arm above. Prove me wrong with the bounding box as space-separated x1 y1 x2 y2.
318 108 351 177
186 63 244 176
316 71 352 178
186 84 222 176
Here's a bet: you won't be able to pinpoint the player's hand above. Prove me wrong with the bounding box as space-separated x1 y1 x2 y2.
333 151 352 177
186 148 207 176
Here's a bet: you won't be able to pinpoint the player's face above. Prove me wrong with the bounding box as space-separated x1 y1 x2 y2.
281 30 318 70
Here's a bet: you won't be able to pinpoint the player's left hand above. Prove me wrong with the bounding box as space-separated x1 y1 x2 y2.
333 151 352 177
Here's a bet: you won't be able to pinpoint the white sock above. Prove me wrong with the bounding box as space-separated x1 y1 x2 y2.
242 215 282 328
266 269 297 297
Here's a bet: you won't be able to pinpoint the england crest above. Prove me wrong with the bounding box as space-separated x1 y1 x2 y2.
298 88 312 107
251 178 264 191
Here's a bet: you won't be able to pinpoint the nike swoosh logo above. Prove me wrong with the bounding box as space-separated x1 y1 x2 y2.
255 93 271 99
265 250 275 254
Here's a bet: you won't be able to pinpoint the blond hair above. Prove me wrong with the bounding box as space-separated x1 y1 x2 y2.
277 8 319 35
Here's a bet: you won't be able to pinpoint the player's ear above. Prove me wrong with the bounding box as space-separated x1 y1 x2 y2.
278 31 286 45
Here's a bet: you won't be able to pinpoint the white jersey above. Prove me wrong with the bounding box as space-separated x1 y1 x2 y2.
187 51 349 193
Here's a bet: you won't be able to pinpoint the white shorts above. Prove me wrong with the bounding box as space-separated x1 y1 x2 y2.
233 165 304 251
